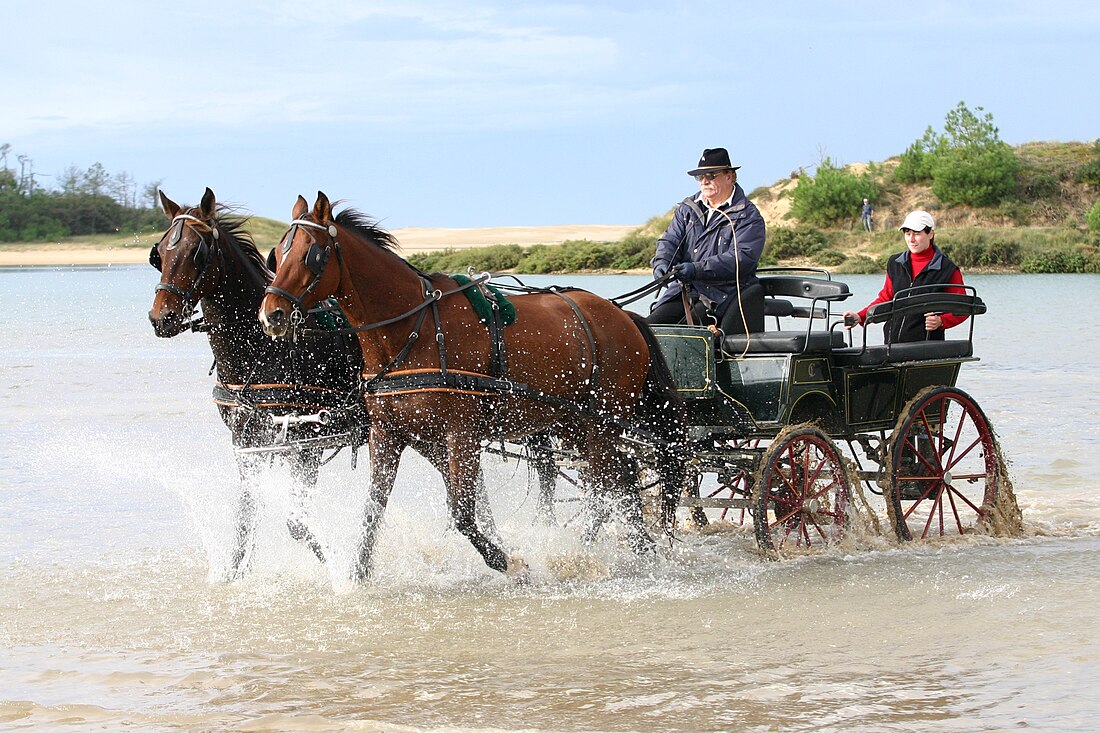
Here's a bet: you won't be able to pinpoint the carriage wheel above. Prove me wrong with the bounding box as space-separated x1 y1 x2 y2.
753 426 850 554
886 386 999 541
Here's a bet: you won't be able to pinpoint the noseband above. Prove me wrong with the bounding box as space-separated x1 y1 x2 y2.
264 218 343 316
151 213 220 313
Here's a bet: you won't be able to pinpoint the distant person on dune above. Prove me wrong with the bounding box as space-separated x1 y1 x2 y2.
861 198 874 232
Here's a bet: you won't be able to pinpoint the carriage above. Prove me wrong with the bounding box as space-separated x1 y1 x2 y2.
642 268 1004 552
152 189 1012 581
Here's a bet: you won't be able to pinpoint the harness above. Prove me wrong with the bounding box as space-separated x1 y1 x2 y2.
150 214 219 322
268 219 613 424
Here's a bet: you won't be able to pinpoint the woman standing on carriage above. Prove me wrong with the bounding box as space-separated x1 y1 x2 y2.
646 147 768 335
843 209 969 343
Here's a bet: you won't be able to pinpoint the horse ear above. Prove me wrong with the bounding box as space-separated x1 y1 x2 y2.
292 195 308 220
199 187 216 219
313 191 333 223
159 190 180 219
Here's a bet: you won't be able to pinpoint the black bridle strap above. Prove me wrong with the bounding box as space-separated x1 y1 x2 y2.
265 219 339 313
153 213 219 314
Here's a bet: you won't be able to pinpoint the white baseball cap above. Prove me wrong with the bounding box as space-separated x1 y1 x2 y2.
899 210 935 231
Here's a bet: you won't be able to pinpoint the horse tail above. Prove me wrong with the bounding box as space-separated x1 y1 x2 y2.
626 312 687 532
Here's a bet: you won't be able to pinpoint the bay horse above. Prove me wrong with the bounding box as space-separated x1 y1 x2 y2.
259 192 685 581
148 188 364 578
149 189 502 579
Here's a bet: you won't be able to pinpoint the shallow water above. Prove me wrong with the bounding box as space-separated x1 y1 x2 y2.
1 268 1098 732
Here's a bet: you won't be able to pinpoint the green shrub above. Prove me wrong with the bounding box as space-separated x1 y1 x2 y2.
406 243 524 273
1078 140 1100 187
766 227 830 259
789 159 881 227
940 236 1021 268
835 255 880 274
1088 200 1100 233
895 127 943 183
931 145 1020 207
817 249 847 266
1019 250 1090 273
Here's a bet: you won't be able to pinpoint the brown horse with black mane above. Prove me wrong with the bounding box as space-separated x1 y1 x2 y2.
260 192 685 581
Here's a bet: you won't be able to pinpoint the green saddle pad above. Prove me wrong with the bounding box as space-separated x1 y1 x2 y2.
313 298 351 331
451 274 516 326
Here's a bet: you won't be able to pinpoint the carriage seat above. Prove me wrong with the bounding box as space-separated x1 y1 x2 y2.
721 329 846 354
833 289 986 366
830 339 973 366
721 274 852 354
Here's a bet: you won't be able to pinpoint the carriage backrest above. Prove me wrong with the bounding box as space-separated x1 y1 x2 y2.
761 276 851 302
863 289 986 325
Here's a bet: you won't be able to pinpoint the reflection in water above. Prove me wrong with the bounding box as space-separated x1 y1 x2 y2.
1 268 1099 731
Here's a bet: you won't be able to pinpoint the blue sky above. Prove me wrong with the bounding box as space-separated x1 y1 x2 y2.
5 1 1098 228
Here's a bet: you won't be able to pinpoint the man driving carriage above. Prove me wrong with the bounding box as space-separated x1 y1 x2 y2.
646 147 767 335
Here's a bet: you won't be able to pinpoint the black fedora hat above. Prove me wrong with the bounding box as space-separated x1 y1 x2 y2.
687 147 740 176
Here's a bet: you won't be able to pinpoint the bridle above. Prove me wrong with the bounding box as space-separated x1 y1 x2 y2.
264 217 342 318
150 213 220 315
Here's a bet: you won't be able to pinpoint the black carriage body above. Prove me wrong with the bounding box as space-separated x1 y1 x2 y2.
653 273 985 441
647 272 998 551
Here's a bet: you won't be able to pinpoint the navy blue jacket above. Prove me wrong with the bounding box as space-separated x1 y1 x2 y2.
650 183 767 316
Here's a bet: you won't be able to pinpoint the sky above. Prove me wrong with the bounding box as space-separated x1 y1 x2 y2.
4 0 1099 229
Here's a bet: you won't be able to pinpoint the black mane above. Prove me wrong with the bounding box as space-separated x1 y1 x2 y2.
207 204 266 274
334 207 400 253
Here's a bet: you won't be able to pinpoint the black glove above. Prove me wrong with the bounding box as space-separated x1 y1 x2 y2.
653 264 668 280
671 262 697 281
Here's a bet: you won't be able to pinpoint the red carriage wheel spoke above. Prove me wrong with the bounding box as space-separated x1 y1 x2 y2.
888 387 1000 542
754 427 850 553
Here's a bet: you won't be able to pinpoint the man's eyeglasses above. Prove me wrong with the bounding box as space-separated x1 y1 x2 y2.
694 171 726 182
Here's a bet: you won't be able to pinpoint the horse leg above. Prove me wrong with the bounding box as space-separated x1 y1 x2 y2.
228 451 263 580
529 431 558 525
587 433 656 556
416 439 503 547
656 452 687 537
472 468 503 547
287 448 327 564
445 432 525 578
355 431 405 582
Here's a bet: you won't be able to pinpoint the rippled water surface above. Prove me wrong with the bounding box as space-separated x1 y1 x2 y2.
1 268 1098 732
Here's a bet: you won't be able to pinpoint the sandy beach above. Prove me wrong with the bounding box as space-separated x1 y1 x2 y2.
0 224 637 268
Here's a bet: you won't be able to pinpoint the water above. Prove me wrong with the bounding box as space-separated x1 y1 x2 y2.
2 267 1099 732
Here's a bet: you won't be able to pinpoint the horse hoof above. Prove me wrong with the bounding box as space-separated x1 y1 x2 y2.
505 555 530 584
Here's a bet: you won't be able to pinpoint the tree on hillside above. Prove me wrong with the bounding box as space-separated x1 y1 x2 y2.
895 101 1019 207
789 158 881 227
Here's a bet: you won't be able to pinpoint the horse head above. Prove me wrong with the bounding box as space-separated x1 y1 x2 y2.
148 187 223 337
260 192 346 339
